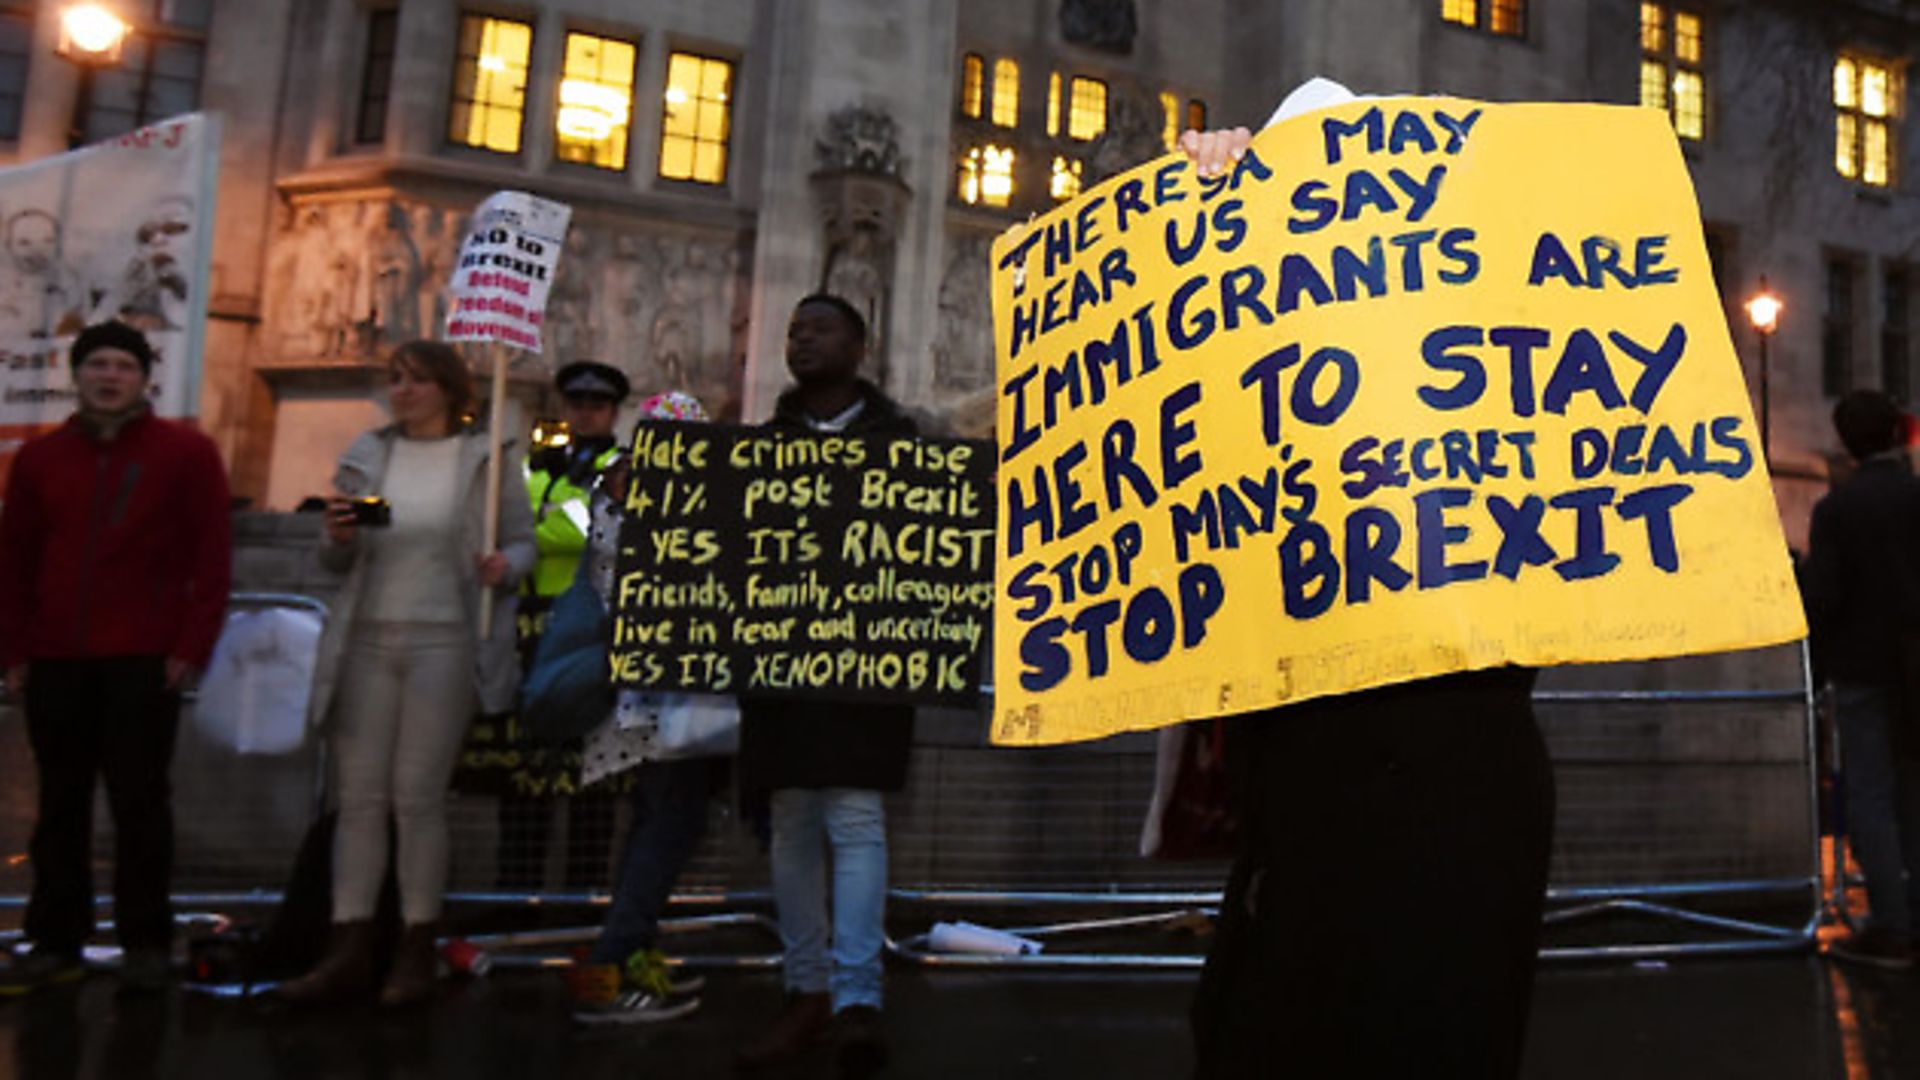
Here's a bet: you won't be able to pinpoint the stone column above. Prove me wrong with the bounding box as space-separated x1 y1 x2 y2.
739 0 959 420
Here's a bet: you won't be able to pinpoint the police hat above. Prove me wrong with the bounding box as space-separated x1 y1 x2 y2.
554 360 631 403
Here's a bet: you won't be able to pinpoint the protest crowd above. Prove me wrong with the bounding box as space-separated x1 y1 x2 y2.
0 76 1841 1080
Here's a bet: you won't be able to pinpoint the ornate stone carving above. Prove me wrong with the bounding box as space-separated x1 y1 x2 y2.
812 105 913 384
1086 81 1170 185
1060 0 1137 54
814 105 907 179
932 233 994 394
263 196 749 417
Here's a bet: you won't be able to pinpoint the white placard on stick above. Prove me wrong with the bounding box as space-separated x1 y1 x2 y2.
443 190 572 353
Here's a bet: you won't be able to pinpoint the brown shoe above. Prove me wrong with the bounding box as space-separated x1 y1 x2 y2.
273 921 376 1005
377 923 439 1007
735 990 831 1070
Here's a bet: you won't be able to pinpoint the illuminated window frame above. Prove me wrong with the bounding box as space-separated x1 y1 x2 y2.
449 13 532 154
1186 99 1207 133
1835 53 1899 188
660 51 734 186
1441 0 1525 37
554 30 638 171
1160 91 1180 151
1050 155 1082 202
991 58 1020 128
960 53 984 118
958 143 1015 208
1066 76 1106 141
1639 4 1706 141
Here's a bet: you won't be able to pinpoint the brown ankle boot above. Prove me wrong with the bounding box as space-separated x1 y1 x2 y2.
273 921 376 1005
736 990 831 1069
377 923 438 1007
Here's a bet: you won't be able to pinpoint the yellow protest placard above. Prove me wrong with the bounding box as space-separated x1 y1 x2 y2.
989 97 1806 747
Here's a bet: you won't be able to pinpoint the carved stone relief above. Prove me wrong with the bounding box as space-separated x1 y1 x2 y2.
932 233 994 395
1060 0 1137 54
1086 81 1171 186
813 104 911 387
263 195 748 418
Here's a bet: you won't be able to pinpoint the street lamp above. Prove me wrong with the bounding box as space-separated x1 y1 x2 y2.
1745 277 1784 464
55 3 130 148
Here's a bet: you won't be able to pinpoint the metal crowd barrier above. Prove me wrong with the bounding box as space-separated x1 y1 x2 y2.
0 631 1838 974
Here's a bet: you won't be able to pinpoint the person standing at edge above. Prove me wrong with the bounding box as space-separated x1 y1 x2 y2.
1803 390 1920 970
1176 81 1555 1079
277 340 535 1007
735 295 915 1078
0 320 232 995
490 360 631 892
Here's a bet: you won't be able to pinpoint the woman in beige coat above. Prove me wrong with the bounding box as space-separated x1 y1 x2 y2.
279 340 535 1006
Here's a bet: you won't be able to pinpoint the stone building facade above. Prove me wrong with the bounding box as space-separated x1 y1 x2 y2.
0 0 1914 545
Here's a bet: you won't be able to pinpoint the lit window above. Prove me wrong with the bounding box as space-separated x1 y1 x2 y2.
1067 77 1106 141
1051 155 1082 202
1835 54 1897 187
960 54 984 118
1047 72 1061 137
1186 99 1206 132
1640 5 1706 141
1442 0 1523 37
958 144 1014 207
1161 91 1180 151
661 52 733 185
992 59 1020 128
555 32 636 170
449 15 531 153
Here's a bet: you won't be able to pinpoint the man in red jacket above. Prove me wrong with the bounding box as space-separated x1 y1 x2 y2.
0 320 231 994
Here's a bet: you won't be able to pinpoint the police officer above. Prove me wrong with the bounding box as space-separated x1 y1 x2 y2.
527 361 632 597
493 360 632 890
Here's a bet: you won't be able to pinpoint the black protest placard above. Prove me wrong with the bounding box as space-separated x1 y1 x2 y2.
610 422 996 706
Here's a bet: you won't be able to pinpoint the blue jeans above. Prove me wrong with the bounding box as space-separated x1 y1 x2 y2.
1834 683 1920 935
769 788 887 1011
588 757 712 964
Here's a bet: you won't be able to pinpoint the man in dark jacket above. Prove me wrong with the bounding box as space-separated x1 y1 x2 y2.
736 295 914 1077
1802 389 1920 969
0 321 232 994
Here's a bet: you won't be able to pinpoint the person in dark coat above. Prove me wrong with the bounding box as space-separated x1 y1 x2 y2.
735 295 913 1077
1803 389 1920 970
1180 88 1555 1079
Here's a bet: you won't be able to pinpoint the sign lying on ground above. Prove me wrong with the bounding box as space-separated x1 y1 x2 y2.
0 114 220 491
989 97 1806 746
610 423 995 706
443 190 571 352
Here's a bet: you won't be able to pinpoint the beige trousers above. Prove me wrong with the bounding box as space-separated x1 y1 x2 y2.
329 620 475 925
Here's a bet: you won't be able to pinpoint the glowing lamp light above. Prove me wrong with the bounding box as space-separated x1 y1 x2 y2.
57 3 129 64
665 86 689 107
1746 290 1783 335
556 79 629 141
478 54 507 74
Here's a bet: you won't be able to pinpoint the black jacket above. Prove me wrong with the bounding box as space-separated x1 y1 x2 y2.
1802 454 1920 686
737 380 920 794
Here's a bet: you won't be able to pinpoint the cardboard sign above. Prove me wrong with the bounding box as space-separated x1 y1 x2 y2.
0 114 221 490
443 190 571 352
989 98 1806 746
610 422 995 706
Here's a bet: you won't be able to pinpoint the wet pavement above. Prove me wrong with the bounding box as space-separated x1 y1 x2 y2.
1 949 1917 1079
